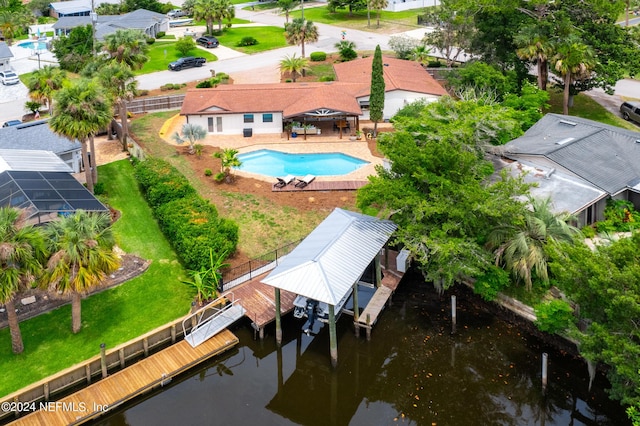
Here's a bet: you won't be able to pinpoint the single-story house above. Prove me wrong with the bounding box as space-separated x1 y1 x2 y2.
179 56 447 136
49 0 121 18
0 42 13 71
0 120 83 173
493 113 640 226
0 149 109 225
52 9 169 39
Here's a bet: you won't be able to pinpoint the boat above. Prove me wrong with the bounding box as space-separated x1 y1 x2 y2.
169 18 194 27
293 288 353 335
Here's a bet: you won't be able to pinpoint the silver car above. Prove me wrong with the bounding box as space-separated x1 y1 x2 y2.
0 70 19 85
620 101 640 125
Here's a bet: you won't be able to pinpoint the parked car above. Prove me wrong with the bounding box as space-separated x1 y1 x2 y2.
196 36 219 48
0 70 19 85
168 57 206 71
2 120 22 127
620 101 640 125
167 9 188 18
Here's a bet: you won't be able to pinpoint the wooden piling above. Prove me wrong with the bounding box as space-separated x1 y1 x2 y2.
275 288 282 346
329 305 338 368
353 281 360 337
100 343 107 379
542 352 548 391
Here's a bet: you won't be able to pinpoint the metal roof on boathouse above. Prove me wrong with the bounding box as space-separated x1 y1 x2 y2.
262 208 397 306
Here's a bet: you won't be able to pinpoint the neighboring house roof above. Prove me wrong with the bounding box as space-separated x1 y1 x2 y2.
0 42 14 60
333 56 447 97
181 83 364 118
53 9 166 39
0 120 81 155
262 208 397 306
500 114 640 195
0 149 72 173
50 0 121 15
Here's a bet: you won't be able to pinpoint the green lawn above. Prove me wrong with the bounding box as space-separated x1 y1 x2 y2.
216 26 289 54
545 90 639 131
137 42 218 74
0 160 192 397
291 6 426 33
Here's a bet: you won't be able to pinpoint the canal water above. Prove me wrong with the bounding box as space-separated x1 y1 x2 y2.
95 270 629 425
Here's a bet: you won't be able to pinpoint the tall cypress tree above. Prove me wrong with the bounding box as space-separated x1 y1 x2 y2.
369 44 385 136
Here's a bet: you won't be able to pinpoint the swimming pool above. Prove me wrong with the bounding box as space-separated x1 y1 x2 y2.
235 149 369 177
18 41 48 50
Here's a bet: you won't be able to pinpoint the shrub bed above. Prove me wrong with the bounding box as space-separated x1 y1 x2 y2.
133 158 238 271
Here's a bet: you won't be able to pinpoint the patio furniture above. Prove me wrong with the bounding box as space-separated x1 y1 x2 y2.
274 174 295 188
295 174 316 188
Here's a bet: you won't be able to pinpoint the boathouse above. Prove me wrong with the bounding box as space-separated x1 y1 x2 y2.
261 208 397 366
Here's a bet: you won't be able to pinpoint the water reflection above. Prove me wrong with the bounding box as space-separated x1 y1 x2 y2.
95 270 629 426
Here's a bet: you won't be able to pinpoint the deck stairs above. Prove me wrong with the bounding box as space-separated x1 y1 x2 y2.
183 293 246 348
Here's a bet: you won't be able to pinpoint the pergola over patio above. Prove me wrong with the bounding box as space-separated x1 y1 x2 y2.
262 208 397 366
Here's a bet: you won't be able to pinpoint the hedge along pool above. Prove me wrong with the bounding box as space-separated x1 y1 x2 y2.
234 149 369 177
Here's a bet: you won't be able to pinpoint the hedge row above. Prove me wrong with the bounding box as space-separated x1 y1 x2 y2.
133 158 239 271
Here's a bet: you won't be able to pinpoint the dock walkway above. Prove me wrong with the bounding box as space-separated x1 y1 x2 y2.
12 330 238 425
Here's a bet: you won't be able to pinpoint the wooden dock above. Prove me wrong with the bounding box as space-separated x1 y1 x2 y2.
272 180 367 192
230 275 296 338
11 330 238 425
354 250 405 339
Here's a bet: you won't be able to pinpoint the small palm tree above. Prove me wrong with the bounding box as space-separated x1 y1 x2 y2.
489 197 581 291
0 208 46 354
100 29 149 70
97 62 137 152
182 249 229 305
193 0 235 33
334 40 358 62
25 65 67 115
172 123 207 154
278 0 295 23
411 44 431 66
284 17 319 59
213 148 242 182
279 54 309 82
43 210 119 334
552 34 597 115
515 25 553 91
369 0 388 28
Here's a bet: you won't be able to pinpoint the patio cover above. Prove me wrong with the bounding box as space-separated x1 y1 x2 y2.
262 208 397 306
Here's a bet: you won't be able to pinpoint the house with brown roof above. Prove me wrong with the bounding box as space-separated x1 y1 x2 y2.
179 56 446 137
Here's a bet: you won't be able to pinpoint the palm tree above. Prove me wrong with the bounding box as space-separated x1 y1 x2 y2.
411 44 431 66
278 0 295 24
50 79 113 193
172 123 207 154
0 208 46 354
334 40 357 62
515 25 553 91
26 65 68 115
279 54 309 82
369 0 388 28
284 17 319 59
97 62 137 152
488 197 581 291
193 0 235 34
0 8 32 45
100 29 149 70
552 34 597 115
43 210 119 334
213 148 242 181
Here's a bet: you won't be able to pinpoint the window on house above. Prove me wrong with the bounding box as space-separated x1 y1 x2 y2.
244 114 254 123
207 117 214 132
216 117 222 132
263 113 273 123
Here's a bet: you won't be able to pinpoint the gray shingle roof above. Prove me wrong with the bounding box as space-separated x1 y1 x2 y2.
262 208 397 305
0 42 14 60
0 120 81 155
54 9 167 39
502 114 640 194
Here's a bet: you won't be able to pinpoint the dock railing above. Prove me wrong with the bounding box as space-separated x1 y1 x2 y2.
220 239 301 290
181 292 241 346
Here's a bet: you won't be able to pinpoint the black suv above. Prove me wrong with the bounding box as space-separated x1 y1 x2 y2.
168 57 206 71
196 36 219 48
620 101 640 125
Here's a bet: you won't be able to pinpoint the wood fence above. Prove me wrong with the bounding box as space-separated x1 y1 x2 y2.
0 311 195 423
126 94 185 114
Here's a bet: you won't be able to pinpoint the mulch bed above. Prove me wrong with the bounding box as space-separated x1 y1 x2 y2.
0 254 150 330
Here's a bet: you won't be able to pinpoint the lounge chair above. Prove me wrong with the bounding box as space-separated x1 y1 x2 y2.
295 174 316 188
273 174 295 188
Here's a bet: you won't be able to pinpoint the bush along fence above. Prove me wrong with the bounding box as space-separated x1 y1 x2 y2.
220 239 301 291
133 157 239 272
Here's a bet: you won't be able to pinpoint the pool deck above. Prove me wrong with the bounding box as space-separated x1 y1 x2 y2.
161 114 387 183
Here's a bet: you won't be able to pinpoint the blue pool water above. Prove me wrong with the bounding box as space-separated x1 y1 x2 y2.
235 149 369 177
18 41 48 50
